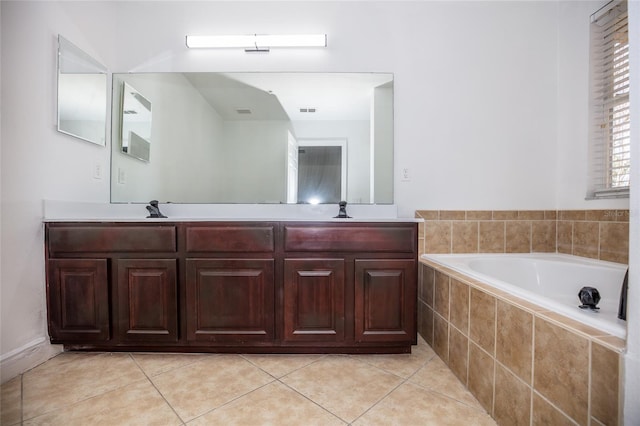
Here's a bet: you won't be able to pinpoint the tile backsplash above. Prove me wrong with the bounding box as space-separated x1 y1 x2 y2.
415 210 629 264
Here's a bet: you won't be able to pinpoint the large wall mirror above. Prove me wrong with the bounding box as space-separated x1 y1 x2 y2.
57 35 108 146
111 72 393 204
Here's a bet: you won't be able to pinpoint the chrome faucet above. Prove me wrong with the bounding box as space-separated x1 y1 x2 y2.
334 201 351 218
146 200 167 218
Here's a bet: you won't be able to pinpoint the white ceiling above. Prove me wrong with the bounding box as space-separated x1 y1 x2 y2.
185 72 393 122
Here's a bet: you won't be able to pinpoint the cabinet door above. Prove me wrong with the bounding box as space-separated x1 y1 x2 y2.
47 259 110 342
354 259 416 343
283 259 345 342
186 259 274 342
117 259 178 342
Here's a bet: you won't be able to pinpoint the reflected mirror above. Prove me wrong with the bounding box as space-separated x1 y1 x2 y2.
111 72 393 204
57 35 108 146
121 83 152 162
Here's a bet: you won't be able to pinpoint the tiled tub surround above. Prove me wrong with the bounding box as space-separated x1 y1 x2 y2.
415 210 629 264
418 259 625 426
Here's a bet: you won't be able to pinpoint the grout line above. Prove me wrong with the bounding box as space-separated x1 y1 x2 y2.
191 379 278 424
530 316 536 426
533 389 581 426
128 353 187 425
20 373 24 425
491 294 498 418
349 374 408 424
588 340 593 425
448 221 453 253
466 284 471 386
503 221 506 254
20 353 147 423
239 353 327 380
276 374 350 424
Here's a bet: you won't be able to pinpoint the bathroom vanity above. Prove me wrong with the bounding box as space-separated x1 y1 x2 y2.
44 220 418 353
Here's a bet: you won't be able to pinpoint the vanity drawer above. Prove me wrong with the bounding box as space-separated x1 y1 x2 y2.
283 225 416 253
185 225 275 252
48 225 177 253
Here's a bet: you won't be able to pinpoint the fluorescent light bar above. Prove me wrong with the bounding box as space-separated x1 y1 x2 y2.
186 34 326 49
256 34 326 47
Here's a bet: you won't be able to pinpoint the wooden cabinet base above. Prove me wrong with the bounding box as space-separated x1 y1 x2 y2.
46 221 417 354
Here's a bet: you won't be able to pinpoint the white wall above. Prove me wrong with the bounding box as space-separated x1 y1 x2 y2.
0 0 632 384
555 0 629 210
221 120 290 203
394 1 561 215
1 1 116 380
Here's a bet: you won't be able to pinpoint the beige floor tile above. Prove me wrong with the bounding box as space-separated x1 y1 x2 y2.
1 375 22 425
22 353 146 420
280 355 403 423
351 336 435 378
151 354 274 422
410 355 484 411
353 382 496 426
187 381 346 426
11 344 501 425
23 380 181 426
241 353 326 378
132 352 213 377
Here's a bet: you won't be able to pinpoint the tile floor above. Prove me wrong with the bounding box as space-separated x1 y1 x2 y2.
1 337 496 425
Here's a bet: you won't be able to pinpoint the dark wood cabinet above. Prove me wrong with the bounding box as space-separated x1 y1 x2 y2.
117 259 178 342
283 258 345 342
45 221 417 353
47 259 110 342
186 258 275 343
354 259 416 343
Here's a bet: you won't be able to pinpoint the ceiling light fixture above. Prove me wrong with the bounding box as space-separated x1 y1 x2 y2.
185 34 327 52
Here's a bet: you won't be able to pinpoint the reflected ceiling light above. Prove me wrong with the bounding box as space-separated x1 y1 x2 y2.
185 34 327 52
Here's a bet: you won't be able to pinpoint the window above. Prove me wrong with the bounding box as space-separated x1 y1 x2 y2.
588 0 630 198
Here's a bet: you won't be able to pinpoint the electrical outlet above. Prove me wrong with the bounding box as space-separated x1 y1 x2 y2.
93 163 103 180
117 168 126 184
401 168 410 182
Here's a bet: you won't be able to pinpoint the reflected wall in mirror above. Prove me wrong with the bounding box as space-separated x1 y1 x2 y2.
111 72 393 204
57 35 107 146
121 83 152 162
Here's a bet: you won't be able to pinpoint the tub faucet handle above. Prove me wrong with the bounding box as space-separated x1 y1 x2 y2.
578 286 600 311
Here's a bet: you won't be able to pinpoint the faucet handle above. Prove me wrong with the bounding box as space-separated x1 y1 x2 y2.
334 201 351 219
146 200 167 218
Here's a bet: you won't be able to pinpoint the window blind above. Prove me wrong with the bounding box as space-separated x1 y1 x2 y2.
588 0 630 198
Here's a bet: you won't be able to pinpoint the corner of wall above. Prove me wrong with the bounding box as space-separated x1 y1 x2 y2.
0 338 62 384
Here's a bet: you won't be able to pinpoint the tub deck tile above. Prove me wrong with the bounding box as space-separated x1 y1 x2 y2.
536 311 612 340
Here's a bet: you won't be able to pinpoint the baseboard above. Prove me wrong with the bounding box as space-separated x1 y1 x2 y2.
0 337 62 384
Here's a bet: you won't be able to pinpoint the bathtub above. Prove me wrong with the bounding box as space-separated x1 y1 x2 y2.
421 253 628 338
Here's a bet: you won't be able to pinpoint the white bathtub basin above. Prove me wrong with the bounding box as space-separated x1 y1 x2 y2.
421 253 627 338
